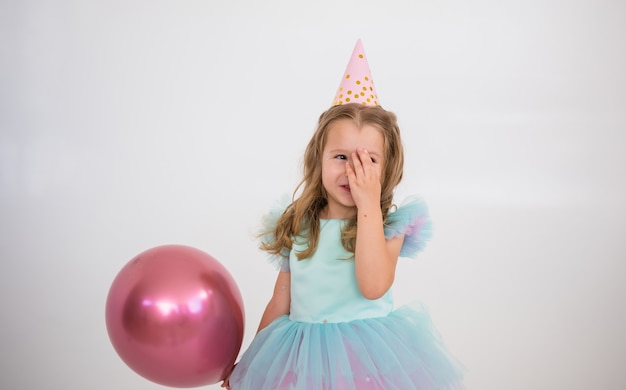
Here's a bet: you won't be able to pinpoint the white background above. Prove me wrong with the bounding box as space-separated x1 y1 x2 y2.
2 1 625 389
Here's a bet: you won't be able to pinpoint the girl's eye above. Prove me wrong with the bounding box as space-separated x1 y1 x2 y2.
370 157 377 163
334 154 347 160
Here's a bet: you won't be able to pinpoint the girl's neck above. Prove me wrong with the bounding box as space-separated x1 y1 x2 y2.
319 205 356 220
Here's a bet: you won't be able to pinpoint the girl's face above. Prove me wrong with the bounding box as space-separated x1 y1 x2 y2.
321 118 384 219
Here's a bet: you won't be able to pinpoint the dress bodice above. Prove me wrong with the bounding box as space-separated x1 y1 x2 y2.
289 219 393 323
260 196 433 324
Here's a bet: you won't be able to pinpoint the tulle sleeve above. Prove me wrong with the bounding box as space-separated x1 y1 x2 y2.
384 196 433 258
258 199 291 272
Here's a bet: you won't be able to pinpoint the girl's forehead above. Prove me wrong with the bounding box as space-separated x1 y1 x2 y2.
324 120 384 152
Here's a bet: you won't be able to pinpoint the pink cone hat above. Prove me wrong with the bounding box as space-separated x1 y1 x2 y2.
332 39 380 107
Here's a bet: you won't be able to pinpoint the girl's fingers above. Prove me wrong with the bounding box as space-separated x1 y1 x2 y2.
356 149 379 178
351 151 363 174
348 149 379 185
345 160 353 177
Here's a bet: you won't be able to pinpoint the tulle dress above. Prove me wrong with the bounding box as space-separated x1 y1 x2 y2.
229 197 465 389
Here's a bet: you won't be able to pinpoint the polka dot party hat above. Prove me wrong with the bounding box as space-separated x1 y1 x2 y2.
332 39 380 107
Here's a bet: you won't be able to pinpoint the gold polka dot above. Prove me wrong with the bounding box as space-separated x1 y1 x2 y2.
339 87 343 91
362 101 367 105
356 80 361 85
359 54 363 59
367 98 371 102
345 74 350 79
339 94 343 98
365 76 369 81
346 97 351 102
362 87 367 91
347 90 352 95
369 87 373 91
360 92 365 96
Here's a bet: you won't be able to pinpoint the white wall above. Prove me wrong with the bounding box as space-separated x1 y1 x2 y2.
2 1 625 389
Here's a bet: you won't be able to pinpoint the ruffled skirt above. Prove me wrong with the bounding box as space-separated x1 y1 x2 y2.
229 303 465 389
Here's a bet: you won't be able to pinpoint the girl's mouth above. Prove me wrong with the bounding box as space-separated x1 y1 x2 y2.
341 185 351 192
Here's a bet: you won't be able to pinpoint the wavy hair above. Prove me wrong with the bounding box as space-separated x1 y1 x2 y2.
261 103 404 260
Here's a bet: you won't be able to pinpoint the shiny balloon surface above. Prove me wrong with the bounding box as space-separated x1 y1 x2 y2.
105 245 244 388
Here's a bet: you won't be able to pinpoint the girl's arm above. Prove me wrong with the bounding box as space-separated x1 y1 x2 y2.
257 271 291 332
347 148 404 300
221 272 290 389
354 206 404 299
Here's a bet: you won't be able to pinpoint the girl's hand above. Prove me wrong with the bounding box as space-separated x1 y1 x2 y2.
345 148 382 211
221 363 237 390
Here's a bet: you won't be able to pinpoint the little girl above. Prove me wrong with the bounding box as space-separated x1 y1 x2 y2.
223 40 465 390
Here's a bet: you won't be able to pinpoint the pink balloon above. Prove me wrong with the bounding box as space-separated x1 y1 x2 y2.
105 245 245 388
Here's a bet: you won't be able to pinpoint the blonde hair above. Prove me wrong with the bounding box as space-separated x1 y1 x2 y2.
261 103 404 260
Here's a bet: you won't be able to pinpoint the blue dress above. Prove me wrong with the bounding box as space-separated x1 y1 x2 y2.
229 197 465 389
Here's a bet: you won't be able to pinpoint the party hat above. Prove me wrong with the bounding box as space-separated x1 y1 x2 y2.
332 39 380 107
